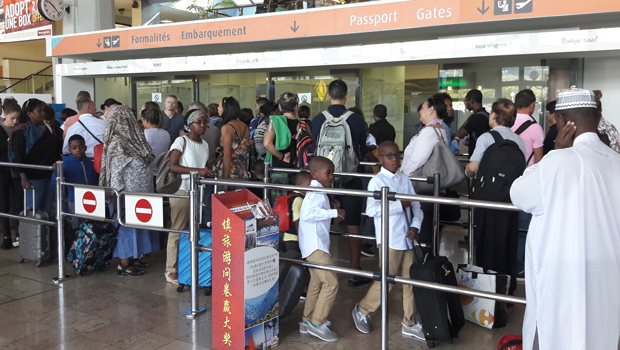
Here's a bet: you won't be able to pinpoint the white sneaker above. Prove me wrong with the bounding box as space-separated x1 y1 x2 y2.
402 322 425 341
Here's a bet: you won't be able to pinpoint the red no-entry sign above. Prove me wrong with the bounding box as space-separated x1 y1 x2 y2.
83 191 97 213
135 199 153 223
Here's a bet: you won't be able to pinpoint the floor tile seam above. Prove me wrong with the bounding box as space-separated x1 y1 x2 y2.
0 272 63 289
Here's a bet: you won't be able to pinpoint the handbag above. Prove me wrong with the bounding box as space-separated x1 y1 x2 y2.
456 264 509 329
156 136 187 194
77 120 104 173
411 126 465 194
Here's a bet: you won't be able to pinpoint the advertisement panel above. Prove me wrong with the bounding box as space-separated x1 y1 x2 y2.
0 0 53 42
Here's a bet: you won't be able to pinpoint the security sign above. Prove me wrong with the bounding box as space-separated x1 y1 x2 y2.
125 195 164 228
74 187 106 218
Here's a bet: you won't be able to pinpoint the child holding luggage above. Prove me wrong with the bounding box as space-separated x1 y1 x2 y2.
351 141 426 341
59 135 99 229
298 157 345 342
280 171 312 253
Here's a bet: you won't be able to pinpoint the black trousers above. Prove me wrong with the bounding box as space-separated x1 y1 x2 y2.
0 170 23 239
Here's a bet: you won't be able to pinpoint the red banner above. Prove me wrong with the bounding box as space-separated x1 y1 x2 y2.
1 0 52 42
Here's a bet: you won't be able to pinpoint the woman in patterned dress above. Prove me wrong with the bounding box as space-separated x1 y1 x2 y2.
100 105 159 276
213 97 251 187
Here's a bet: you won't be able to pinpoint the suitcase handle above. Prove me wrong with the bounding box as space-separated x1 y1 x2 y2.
23 186 36 218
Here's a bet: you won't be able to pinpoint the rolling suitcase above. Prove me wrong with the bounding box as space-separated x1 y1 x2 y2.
19 188 56 266
67 220 118 275
177 228 212 295
410 254 465 348
278 250 310 319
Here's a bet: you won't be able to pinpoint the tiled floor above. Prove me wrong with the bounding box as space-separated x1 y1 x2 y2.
0 224 525 350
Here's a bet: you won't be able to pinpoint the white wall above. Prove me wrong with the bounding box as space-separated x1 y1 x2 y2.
584 57 620 127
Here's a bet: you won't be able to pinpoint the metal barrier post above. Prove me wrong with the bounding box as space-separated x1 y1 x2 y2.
186 172 205 319
380 186 390 350
53 161 70 284
263 161 270 202
432 173 441 257
468 206 474 265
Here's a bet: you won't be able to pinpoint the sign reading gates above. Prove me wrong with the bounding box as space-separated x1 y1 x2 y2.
47 0 620 58
1 0 53 42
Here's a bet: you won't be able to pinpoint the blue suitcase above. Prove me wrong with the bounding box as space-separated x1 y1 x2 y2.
177 228 212 295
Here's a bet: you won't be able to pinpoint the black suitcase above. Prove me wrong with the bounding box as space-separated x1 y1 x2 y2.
410 255 465 348
278 250 310 319
19 189 56 267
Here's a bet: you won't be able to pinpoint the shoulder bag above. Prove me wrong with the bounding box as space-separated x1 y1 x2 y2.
411 127 465 194
156 136 188 194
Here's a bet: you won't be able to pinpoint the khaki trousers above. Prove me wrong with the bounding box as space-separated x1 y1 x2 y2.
359 246 418 326
302 250 339 325
166 190 189 274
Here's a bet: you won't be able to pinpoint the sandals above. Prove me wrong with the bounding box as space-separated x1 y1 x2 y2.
132 259 149 269
117 264 145 277
165 272 179 285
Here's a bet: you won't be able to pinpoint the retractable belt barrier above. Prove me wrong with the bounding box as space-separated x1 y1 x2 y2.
0 161 524 350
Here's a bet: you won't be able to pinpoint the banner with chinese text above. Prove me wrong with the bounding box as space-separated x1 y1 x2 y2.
213 190 280 350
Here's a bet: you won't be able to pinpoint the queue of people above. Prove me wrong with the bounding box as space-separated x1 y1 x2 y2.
0 81 618 350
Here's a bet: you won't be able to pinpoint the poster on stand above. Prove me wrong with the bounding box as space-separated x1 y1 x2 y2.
212 189 280 350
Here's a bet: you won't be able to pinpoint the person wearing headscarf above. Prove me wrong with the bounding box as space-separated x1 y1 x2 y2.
100 105 158 277
165 110 211 285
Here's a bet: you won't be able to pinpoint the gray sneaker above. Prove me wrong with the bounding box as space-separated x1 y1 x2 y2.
401 322 425 341
299 321 309 334
352 304 371 334
307 322 338 342
300 320 330 334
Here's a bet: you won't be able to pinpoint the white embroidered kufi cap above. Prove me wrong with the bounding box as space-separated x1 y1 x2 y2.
555 88 598 111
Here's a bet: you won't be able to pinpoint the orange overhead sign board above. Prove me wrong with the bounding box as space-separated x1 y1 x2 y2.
49 0 620 57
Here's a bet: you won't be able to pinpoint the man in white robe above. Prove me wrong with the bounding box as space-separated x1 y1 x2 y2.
510 89 620 350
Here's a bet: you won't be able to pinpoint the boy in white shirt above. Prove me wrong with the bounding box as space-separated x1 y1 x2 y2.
352 141 426 341
298 157 345 342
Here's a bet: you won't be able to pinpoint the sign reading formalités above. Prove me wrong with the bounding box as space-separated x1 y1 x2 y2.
47 0 620 57
1 0 53 42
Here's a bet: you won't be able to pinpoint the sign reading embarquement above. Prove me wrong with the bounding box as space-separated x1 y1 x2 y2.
48 0 620 57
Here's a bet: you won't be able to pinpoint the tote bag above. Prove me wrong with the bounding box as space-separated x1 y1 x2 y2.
456 264 509 329
411 127 465 194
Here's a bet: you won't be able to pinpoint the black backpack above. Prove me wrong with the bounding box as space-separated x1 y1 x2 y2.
471 131 526 203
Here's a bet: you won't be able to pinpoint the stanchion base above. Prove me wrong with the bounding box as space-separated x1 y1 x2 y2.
185 307 206 319
52 275 72 284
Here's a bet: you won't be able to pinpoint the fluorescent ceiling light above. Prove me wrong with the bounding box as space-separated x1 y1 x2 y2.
160 20 173 23
231 0 253 6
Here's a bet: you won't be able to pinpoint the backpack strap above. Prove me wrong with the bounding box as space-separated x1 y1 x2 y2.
78 120 103 144
322 110 333 121
288 193 304 235
340 110 354 121
489 130 504 143
515 120 535 135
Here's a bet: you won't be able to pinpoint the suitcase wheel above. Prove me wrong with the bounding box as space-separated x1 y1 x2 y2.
204 287 212 296
36 261 42 267
426 339 435 348
176 285 185 293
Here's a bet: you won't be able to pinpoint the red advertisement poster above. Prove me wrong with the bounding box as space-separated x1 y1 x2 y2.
0 0 53 42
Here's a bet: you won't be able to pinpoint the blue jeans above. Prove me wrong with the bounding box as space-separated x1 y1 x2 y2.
517 211 533 274
25 178 54 211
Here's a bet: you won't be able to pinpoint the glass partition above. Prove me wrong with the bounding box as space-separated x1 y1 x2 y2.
133 77 196 113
